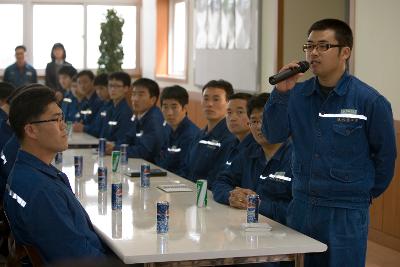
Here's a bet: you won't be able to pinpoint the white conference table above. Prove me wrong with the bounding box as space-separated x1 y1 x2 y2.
59 149 327 266
67 132 99 148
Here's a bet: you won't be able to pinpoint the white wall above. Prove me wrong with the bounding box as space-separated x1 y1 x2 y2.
354 0 400 119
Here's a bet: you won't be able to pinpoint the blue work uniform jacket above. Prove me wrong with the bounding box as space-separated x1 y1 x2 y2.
180 118 236 189
61 91 81 122
223 133 255 169
4 150 106 264
0 135 19 200
0 120 13 151
262 72 397 209
3 63 37 88
157 116 200 174
116 106 168 163
0 109 7 122
79 93 102 125
101 99 133 142
84 101 112 138
213 140 293 224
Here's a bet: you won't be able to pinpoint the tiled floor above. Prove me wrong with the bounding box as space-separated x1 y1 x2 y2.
366 241 400 267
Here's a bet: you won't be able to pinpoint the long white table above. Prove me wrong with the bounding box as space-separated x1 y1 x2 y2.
67 132 99 148
59 149 327 266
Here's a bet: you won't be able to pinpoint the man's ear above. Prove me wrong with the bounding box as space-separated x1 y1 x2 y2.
24 124 38 140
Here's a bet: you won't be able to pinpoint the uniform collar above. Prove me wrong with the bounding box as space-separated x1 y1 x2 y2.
17 150 64 180
303 71 351 97
249 138 292 162
203 118 229 139
234 133 255 151
172 116 190 136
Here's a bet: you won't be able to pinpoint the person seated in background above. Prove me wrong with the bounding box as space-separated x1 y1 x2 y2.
84 73 112 138
106 78 167 163
224 92 254 168
157 85 200 174
213 93 293 225
4 84 106 264
3 45 37 88
59 65 79 120
180 79 236 189
72 70 102 132
100 71 132 142
0 82 15 122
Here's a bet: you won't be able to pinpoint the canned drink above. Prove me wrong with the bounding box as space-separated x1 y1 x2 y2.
74 156 83 178
247 194 260 223
120 144 128 166
157 201 169 234
111 151 120 173
98 138 106 158
111 182 122 210
98 166 108 192
196 179 208 207
140 163 151 188
55 152 63 165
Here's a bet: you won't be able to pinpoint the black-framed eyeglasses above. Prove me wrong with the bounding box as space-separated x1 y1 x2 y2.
29 114 65 125
248 120 262 128
302 43 345 53
108 83 124 89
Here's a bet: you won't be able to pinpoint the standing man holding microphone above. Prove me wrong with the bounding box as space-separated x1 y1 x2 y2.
263 18 396 267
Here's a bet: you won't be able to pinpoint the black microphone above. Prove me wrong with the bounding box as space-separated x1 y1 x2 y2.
268 61 310 85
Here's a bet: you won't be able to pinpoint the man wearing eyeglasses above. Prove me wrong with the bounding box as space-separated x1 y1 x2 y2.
262 19 396 267
4 85 106 264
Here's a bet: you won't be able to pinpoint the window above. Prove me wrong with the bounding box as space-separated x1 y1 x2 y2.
156 0 188 81
0 4 23 69
0 1 140 75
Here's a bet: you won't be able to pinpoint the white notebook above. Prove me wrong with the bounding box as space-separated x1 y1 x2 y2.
157 184 193 193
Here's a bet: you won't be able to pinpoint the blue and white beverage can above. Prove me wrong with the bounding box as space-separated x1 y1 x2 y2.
111 182 122 210
120 144 128 166
140 163 151 188
55 152 63 164
157 201 169 234
98 166 107 192
98 138 106 158
74 156 83 178
247 194 260 223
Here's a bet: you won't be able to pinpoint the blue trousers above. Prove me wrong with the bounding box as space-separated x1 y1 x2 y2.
287 199 369 267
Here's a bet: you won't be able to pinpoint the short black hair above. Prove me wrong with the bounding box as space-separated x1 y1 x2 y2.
228 92 252 102
77 70 95 81
9 84 57 140
109 72 131 87
247 93 270 117
94 73 109 87
308 18 353 50
0 82 16 100
15 45 26 52
132 78 160 102
202 79 234 100
160 85 189 107
51 42 66 61
58 65 77 78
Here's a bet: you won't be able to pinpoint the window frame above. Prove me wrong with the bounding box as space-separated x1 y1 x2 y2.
0 0 141 77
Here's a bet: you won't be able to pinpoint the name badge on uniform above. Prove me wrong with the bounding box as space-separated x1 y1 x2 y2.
26 71 32 77
100 111 107 117
199 139 221 147
75 112 81 118
131 115 136 121
268 172 291 182
319 109 367 121
167 146 181 153
63 98 72 103
136 131 143 137
108 121 117 126
163 121 167 127
81 109 92 115
225 161 232 166
1 151 6 164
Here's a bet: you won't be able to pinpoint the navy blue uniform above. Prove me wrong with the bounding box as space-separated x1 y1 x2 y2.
223 133 255 169
61 91 81 122
213 140 293 224
84 101 112 138
157 116 200 174
79 93 102 125
0 120 13 152
4 150 106 264
262 72 396 267
0 135 19 200
3 63 37 88
0 109 7 122
180 119 236 189
116 106 167 163
101 99 133 142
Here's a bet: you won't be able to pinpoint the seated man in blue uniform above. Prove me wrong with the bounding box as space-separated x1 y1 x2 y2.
157 85 200 174
180 79 236 189
106 78 167 163
3 45 37 88
84 73 112 138
4 85 106 264
262 19 396 267
72 70 102 131
213 93 292 225
100 72 133 141
224 92 254 168
59 65 79 121
0 82 15 122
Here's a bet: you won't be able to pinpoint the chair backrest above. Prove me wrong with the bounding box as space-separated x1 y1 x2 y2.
23 244 44 267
